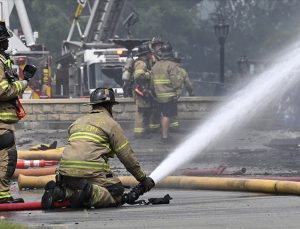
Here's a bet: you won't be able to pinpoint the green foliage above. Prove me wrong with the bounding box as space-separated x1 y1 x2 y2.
134 0 198 47
0 220 29 229
9 0 300 74
11 0 74 58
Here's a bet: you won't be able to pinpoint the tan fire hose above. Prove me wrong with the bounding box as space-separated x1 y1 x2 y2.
17 175 300 195
17 148 64 160
13 167 57 178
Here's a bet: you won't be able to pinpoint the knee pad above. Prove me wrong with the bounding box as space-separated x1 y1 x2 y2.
106 182 125 197
0 130 15 150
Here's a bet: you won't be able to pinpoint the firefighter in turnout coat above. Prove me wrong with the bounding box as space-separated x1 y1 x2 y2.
169 51 194 132
151 42 181 141
42 88 155 209
133 43 153 137
0 21 32 204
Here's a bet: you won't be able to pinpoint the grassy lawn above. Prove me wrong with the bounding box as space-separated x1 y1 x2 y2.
0 220 29 229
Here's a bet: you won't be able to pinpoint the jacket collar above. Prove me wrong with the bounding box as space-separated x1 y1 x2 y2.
90 107 112 117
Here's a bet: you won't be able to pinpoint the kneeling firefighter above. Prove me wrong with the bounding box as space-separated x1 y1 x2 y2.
42 88 155 209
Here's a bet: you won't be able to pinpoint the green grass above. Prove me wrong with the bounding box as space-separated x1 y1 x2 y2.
0 220 29 229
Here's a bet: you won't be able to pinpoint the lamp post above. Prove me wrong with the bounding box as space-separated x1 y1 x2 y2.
214 18 229 94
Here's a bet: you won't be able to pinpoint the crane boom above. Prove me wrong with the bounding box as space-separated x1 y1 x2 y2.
0 0 52 99
63 0 127 54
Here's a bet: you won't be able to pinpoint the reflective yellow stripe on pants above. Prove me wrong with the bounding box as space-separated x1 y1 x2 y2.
0 191 11 199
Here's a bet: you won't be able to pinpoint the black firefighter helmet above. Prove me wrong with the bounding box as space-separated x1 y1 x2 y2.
87 88 119 105
160 41 173 58
151 36 163 46
137 43 151 56
0 21 12 42
150 36 163 50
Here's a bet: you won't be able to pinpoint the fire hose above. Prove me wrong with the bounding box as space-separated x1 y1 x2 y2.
0 201 69 211
13 167 57 178
3 174 300 211
17 160 58 169
17 148 64 160
17 174 300 195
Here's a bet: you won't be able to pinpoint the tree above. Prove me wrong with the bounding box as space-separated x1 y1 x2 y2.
10 0 300 79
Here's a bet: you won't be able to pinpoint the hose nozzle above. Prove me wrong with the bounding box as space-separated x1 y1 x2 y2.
122 183 145 205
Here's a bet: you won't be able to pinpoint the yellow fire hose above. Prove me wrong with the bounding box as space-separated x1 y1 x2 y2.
17 148 64 160
17 174 300 195
13 167 57 178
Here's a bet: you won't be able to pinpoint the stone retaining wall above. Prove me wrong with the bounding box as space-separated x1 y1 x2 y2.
20 97 221 122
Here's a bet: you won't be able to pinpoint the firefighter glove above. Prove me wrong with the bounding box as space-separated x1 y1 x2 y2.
141 176 155 192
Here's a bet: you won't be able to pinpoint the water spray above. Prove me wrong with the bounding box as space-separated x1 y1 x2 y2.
150 41 300 184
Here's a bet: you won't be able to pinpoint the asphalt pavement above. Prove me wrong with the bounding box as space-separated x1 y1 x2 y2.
4 189 300 229
2 121 300 228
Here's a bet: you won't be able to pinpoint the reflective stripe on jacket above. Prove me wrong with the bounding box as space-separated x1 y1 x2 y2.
59 159 111 173
0 54 27 124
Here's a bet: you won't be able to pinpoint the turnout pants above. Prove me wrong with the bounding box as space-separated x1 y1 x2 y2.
134 95 151 136
63 173 124 208
0 129 17 201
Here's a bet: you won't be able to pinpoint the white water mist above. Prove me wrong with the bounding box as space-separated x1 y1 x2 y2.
150 41 300 183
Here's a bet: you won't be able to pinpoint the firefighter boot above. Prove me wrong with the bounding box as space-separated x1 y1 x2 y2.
0 197 24 204
41 181 66 209
70 179 93 208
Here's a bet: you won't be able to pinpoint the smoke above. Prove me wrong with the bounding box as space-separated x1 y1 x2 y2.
150 40 300 183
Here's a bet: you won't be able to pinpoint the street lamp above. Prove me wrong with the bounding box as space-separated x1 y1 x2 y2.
214 18 229 94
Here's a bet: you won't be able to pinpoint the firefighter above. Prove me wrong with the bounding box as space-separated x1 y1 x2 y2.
148 37 164 133
42 88 154 209
151 42 181 142
173 51 194 97
0 21 33 203
149 36 164 65
133 43 153 138
170 51 194 132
